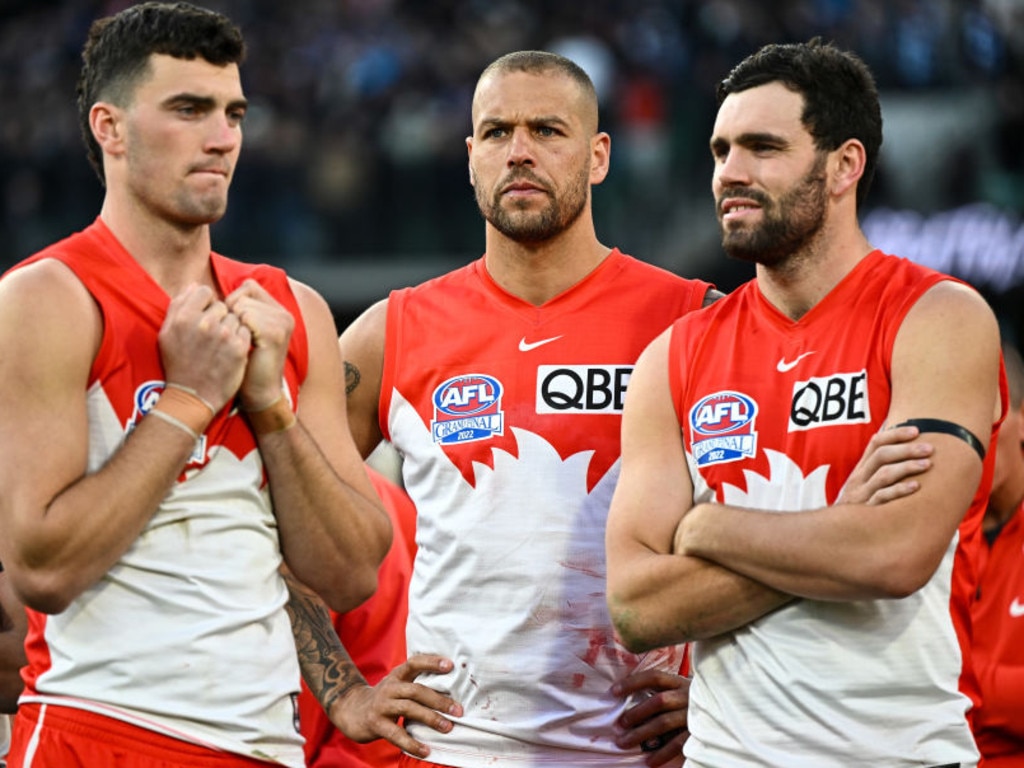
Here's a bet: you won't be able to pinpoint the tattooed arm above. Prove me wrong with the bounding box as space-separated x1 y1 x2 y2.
284 568 462 758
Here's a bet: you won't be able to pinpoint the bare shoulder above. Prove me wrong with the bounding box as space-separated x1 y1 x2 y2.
0 259 100 367
890 277 1000 434
899 279 999 359
0 257 93 310
339 298 389 382
340 298 388 354
284 277 339 351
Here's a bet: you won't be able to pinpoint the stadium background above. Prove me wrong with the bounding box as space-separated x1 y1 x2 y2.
1 0 1022 341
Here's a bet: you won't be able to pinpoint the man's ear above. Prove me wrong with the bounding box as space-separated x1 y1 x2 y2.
90 102 126 158
830 138 866 199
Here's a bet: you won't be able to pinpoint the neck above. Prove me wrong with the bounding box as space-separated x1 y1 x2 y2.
755 225 874 321
483 224 611 306
100 199 216 297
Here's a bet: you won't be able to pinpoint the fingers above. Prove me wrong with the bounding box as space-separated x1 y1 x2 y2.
643 730 687 767
615 673 689 757
392 655 463 720
397 653 456 680
613 668 689 697
331 656 465 760
838 425 934 505
225 280 290 349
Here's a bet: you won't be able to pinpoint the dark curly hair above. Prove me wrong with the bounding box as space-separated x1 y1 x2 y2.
717 38 883 211
76 2 246 185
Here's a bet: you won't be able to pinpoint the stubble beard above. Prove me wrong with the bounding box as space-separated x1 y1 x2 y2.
126 141 229 227
476 166 590 244
720 154 829 268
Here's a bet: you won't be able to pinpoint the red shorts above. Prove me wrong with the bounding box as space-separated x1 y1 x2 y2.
7 703 278 768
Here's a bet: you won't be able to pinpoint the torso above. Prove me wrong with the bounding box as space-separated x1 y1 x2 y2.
383 250 709 765
669 250 988 767
12 219 308 767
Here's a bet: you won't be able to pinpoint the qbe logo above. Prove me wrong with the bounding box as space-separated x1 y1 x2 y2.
430 373 504 444
535 365 633 414
788 370 870 432
688 390 758 467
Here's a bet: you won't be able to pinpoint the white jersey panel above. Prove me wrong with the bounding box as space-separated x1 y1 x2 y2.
392 391 684 766
22 383 305 767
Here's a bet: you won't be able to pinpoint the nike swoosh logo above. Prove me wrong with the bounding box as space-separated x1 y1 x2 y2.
1011 597 1024 618
519 335 563 352
776 351 816 373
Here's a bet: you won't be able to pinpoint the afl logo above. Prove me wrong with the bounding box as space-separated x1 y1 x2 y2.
688 390 759 467
433 375 502 415
691 391 757 436
129 380 207 465
431 374 505 445
135 380 165 415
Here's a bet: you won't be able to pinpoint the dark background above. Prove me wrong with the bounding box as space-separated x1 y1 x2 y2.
1 0 1022 340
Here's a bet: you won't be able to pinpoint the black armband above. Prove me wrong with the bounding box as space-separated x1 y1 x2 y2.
894 418 985 461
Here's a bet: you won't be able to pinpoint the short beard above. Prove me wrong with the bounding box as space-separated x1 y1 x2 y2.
720 153 828 268
476 166 589 244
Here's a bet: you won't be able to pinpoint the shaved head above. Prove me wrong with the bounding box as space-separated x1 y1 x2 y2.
473 50 599 135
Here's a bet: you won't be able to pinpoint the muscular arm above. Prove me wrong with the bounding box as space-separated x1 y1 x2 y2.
677 282 1001 600
0 262 248 613
0 568 27 713
240 280 391 611
606 331 794 652
283 568 368 715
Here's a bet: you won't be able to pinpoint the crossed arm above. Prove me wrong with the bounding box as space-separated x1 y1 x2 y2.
606 281 1001 652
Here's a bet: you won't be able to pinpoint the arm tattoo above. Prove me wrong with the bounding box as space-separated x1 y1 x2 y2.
283 571 368 713
345 361 361 396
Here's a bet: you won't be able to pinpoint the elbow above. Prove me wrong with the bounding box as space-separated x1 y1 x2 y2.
19 587 74 616
13 574 75 615
317 566 379 614
608 596 668 654
863 550 940 600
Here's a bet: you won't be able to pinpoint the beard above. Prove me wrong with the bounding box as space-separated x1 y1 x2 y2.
719 153 828 267
475 166 589 244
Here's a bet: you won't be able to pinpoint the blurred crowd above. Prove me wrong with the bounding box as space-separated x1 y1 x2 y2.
1 0 1022 301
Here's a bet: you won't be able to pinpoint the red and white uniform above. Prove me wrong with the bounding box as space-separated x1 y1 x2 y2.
8 220 306 767
382 250 709 766
667 250 996 767
972 505 1024 766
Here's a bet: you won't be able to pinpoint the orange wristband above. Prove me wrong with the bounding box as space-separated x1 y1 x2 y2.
244 395 297 436
153 385 215 438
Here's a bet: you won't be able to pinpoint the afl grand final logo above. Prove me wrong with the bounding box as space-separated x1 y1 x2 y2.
430 374 505 445
688 390 758 467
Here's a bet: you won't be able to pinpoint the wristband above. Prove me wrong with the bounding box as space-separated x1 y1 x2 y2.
243 395 297 436
152 384 216 439
164 382 217 418
149 408 200 441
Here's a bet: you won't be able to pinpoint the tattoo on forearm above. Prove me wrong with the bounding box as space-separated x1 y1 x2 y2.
283 573 367 713
345 361 361 395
